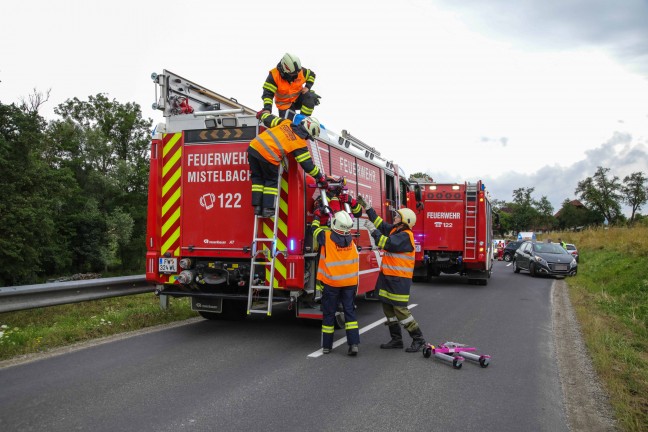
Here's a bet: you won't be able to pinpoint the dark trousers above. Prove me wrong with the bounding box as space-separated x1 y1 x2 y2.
321 283 360 349
278 91 317 119
247 149 279 209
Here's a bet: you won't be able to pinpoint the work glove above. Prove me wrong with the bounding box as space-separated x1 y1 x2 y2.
256 109 269 120
316 174 328 189
363 219 377 234
338 191 349 204
312 91 321 106
356 194 368 209
313 207 323 218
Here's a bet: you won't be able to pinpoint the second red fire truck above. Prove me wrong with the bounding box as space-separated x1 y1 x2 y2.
407 180 495 285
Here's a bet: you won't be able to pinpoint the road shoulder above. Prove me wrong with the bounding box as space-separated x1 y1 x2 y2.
552 279 617 431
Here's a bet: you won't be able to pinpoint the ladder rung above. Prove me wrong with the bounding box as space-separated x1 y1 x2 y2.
248 309 271 315
250 285 273 290
253 238 276 242
252 261 273 265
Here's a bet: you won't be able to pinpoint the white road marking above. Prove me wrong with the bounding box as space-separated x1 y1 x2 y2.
307 304 419 358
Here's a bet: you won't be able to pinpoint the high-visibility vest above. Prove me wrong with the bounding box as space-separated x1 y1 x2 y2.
249 120 309 166
270 68 306 110
317 231 359 287
381 228 415 278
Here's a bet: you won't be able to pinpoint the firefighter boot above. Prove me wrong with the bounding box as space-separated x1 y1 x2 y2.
405 327 426 353
262 208 275 218
380 324 404 349
253 206 262 216
348 344 359 356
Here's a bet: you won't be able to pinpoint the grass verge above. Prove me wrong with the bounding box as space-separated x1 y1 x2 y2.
559 226 648 432
0 294 196 362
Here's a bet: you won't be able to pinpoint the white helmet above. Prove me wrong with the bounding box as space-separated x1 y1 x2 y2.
280 53 302 75
301 116 321 138
396 208 417 228
332 211 354 235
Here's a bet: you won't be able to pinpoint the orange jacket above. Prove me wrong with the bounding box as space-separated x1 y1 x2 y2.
270 68 307 110
249 120 309 166
317 231 359 287
381 228 415 278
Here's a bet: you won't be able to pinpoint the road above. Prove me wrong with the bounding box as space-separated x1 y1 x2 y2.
0 261 596 431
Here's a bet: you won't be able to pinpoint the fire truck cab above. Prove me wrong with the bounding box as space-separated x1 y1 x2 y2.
145 70 411 320
407 180 494 285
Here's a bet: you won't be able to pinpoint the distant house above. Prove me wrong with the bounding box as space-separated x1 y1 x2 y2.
554 200 586 218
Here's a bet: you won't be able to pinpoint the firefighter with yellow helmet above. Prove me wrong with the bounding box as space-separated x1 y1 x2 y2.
257 53 320 128
357 198 427 353
311 210 361 356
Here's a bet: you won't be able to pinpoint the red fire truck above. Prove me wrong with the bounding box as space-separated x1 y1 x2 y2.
145 70 411 321
406 180 495 285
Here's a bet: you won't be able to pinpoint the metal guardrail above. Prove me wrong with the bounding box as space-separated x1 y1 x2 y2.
0 275 152 313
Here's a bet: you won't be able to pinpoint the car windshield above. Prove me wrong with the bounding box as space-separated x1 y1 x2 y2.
532 243 568 254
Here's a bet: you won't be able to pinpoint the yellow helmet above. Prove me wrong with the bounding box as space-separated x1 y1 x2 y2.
396 208 417 228
332 211 354 235
301 116 321 138
280 53 302 75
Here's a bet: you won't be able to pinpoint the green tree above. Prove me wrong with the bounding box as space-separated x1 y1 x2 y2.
53 94 152 272
0 99 76 285
622 172 647 223
408 172 433 182
575 166 623 225
509 187 540 232
534 196 556 230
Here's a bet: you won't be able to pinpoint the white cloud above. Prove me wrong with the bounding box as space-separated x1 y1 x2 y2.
1 0 646 216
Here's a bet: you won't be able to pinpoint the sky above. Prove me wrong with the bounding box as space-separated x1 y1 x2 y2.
2 0 647 215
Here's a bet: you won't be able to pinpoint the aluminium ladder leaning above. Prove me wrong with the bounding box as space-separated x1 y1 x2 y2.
247 163 285 316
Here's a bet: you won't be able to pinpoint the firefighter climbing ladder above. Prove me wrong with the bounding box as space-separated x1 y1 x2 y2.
247 163 285 316
464 182 478 260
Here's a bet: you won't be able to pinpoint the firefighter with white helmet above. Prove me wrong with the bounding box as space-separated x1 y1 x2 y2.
311 209 360 356
248 116 327 218
257 53 320 128
356 197 427 353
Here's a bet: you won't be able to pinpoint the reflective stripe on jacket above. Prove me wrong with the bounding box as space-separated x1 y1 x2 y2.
270 68 306 110
381 228 415 278
249 120 309 166
317 231 359 287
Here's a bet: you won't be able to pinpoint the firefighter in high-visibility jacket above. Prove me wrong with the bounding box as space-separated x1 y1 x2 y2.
357 197 427 353
311 187 363 302
257 53 320 128
311 211 360 356
247 116 328 218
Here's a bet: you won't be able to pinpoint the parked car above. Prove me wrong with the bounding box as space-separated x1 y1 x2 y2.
502 240 523 262
513 241 578 277
565 243 579 262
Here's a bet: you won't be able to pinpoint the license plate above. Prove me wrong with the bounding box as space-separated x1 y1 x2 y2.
191 297 223 313
158 257 177 273
554 264 568 271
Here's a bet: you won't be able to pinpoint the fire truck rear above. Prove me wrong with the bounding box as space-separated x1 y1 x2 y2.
145 70 411 320
408 180 494 285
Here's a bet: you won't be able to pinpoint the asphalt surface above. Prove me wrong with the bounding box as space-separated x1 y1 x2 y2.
0 261 571 432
